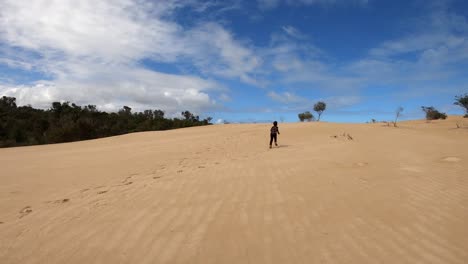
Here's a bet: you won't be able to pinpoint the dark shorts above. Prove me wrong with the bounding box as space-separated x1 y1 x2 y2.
270 133 277 144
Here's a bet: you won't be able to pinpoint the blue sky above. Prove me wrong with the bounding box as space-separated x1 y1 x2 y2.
0 0 467 123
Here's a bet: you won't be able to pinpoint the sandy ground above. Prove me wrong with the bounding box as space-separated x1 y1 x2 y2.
1 116 468 264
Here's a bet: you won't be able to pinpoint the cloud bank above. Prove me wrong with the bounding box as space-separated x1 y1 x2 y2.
0 0 467 121
0 0 259 114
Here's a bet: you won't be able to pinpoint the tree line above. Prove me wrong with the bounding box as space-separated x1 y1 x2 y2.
0 96 212 148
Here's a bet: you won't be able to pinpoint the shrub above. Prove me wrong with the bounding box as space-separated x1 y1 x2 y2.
421 106 447 120
298 113 305 122
298 111 314 122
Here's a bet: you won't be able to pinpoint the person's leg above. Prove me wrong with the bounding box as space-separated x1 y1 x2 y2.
270 134 273 147
274 134 278 146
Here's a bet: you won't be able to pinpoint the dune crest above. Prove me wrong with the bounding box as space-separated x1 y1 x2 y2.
1 117 467 263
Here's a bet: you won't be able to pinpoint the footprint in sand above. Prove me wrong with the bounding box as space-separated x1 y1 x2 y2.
153 176 162 179
49 198 69 204
122 176 132 184
442 157 461 162
19 206 33 218
198 166 206 169
331 133 354 141
97 190 108 195
400 166 422 173
177 170 183 173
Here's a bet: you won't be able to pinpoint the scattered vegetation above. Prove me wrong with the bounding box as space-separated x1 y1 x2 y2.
297 101 326 122
0 96 212 148
298 111 314 122
454 94 468 118
421 106 447 120
330 132 353 141
313 101 326 121
393 106 404 127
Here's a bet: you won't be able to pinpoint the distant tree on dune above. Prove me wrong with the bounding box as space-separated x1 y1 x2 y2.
454 94 468 117
304 111 314 121
298 113 305 122
421 106 447 120
393 106 404 127
313 101 326 121
298 111 314 122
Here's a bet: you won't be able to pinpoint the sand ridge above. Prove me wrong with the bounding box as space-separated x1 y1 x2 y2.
1 116 467 263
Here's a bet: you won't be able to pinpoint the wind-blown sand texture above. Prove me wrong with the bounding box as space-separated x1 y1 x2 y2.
1 116 468 264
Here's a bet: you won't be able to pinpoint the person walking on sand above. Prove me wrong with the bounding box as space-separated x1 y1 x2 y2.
270 121 280 148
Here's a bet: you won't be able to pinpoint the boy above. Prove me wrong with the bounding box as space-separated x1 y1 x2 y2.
270 121 280 148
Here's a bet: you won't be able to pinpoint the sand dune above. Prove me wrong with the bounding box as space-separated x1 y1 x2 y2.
1 116 468 263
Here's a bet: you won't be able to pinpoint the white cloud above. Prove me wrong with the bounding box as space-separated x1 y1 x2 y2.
265 38 364 91
188 0 243 15
369 10 468 65
325 95 362 109
0 0 179 63
218 93 231 102
183 23 262 84
0 0 260 112
267 91 306 103
258 0 281 9
263 30 326 79
288 0 368 5
344 10 468 89
281 26 306 39
0 66 220 115
262 6 468 98
258 0 369 9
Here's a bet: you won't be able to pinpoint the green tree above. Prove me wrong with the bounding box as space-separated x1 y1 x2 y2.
454 94 468 117
303 111 313 121
0 96 17 110
298 113 305 122
182 110 194 121
298 111 314 122
393 106 404 127
313 101 326 121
